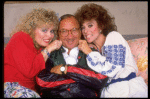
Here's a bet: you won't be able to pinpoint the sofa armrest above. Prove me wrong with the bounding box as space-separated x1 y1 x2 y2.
127 37 148 85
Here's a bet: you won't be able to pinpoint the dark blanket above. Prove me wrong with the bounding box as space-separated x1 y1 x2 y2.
36 47 108 98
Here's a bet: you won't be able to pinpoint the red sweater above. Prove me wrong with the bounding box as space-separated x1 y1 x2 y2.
4 31 45 91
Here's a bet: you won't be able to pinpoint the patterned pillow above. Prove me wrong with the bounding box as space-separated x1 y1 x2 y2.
127 37 148 85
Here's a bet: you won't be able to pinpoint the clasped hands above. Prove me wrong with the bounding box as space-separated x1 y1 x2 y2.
78 40 93 55
48 39 94 58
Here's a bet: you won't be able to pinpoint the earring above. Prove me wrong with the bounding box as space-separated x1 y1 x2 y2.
100 30 102 33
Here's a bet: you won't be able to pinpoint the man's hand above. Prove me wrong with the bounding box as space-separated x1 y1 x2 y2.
50 64 67 74
78 40 92 55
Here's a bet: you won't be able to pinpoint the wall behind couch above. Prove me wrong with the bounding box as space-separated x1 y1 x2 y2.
4 1 147 41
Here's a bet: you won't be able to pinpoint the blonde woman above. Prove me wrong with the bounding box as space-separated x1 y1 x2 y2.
4 8 62 98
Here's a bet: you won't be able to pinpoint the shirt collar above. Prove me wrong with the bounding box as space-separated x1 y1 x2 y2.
62 46 79 55
62 46 79 65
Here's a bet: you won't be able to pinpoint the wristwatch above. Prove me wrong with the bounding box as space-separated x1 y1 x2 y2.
42 49 50 57
60 65 65 74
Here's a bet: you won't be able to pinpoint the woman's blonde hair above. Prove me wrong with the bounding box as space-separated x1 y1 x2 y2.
10 8 59 49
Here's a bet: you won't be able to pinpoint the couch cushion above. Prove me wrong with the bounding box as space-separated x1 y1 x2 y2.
127 37 148 85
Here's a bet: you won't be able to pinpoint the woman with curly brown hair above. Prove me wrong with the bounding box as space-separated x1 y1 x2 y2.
4 8 62 98
75 3 147 98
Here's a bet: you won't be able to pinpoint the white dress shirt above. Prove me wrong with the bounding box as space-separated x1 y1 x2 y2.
62 46 79 65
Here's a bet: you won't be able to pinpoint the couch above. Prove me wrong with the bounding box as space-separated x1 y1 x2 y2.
4 36 148 86
127 37 148 85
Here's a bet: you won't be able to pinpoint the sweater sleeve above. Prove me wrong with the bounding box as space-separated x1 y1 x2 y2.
10 32 45 78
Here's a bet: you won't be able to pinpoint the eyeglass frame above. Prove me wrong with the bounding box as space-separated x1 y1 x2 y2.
58 28 81 37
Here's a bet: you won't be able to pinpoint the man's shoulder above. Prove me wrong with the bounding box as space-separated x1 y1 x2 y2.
50 50 60 58
50 48 63 56
49 48 66 66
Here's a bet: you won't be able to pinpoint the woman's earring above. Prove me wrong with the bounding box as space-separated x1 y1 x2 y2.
100 30 102 33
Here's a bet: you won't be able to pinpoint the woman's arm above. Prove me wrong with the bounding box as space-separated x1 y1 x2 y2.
9 32 45 78
79 31 137 79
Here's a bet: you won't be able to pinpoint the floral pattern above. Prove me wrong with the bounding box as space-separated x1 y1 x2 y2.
137 56 148 71
4 82 40 98
103 44 126 68
127 37 148 85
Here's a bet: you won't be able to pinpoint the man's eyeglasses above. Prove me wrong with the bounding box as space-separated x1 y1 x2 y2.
59 28 80 37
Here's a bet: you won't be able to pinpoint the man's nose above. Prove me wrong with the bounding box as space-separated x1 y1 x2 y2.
67 31 74 38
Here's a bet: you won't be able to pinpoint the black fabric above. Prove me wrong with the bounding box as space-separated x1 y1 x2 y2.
39 83 98 98
36 47 108 98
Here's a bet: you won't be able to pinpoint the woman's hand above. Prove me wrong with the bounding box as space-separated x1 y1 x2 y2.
41 40 62 62
50 64 67 75
78 40 92 55
88 43 97 50
46 40 62 53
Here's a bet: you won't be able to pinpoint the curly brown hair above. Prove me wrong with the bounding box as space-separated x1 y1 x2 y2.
10 8 59 49
74 3 117 36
